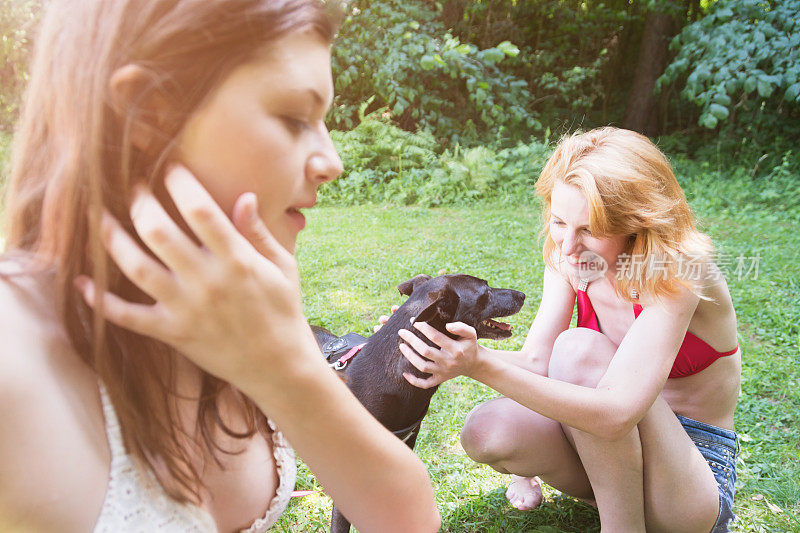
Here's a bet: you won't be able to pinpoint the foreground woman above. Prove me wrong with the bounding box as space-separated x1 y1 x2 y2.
0 1 439 531
399 127 740 532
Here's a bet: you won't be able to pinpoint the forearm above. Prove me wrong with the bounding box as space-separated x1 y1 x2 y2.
484 346 549 375
468 354 629 439
245 348 440 533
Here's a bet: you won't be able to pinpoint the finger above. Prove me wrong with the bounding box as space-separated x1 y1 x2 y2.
402 372 441 390
129 186 205 274
163 165 249 258
76 276 170 340
231 192 296 275
398 342 435 374
397 328 444 363
100 211 177 301
391 305 399 314
378 314 390 324
445 321 478 340
413 321 462 350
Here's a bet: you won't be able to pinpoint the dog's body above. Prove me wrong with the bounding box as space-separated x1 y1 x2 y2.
312 274 525 533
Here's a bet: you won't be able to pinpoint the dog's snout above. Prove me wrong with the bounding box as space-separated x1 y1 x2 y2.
493 288 526 312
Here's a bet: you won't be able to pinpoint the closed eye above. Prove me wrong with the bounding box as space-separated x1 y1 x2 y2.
282 116 310 134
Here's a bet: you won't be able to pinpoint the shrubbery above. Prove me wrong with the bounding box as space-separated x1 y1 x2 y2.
330 0 538 144
322 109 550 206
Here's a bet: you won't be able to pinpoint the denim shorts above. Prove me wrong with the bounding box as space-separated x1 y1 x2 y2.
677 413 738 533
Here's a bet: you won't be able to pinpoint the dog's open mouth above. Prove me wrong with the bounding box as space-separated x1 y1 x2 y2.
478 317 514 339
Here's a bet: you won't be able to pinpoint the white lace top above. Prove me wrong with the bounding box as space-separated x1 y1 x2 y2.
93 382 296 533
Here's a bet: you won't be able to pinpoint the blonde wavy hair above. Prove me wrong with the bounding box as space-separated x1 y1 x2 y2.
535 127 714 301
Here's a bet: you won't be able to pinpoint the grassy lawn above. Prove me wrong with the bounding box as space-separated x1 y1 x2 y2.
276 196 800 532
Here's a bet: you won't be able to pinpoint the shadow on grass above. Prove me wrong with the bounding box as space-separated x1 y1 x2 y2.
441 487 600 533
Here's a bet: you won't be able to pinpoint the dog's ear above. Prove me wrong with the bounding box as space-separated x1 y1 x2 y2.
398 274 432 296
414 289 458 326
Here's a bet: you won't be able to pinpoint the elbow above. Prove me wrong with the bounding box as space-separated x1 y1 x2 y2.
592 401 642 441
601 415 638 441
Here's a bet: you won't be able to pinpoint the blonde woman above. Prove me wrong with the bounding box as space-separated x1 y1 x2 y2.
0 1 440 531
399 127 740 532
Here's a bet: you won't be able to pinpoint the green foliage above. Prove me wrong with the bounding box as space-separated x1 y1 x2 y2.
658 0 800 130
322 111 549 206
442 0 640 124
0 0 41 131
330 0 538 143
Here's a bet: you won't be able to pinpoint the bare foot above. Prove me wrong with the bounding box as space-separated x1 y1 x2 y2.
505 475 543 511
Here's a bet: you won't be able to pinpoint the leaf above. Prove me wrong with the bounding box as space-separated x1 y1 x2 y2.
709 103 730 120
482 47 505 64
766 501 784 514
419 55 437 70
786 82 800 102
699 113 718 129
757 79 774 98
497 40 520 58
713 93 732 106
744 77 758 94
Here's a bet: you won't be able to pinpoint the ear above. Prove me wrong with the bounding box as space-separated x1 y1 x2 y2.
398 274 432 296
414 289 458 326
108 64 172 152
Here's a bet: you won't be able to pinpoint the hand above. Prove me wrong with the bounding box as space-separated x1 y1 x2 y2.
397 322 482 389
373 305 399 333
75 165 316 395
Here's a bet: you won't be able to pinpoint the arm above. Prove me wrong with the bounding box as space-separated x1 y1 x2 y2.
482 266 575 375
402 284 699 441
79 167 439 533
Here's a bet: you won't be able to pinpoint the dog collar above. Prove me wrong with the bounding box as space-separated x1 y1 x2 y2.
391 416 425 443
328 343 366 371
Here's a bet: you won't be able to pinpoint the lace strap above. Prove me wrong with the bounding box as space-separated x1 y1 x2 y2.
98 381 127 459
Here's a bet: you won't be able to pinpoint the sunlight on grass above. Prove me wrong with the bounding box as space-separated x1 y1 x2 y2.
279 199 800 532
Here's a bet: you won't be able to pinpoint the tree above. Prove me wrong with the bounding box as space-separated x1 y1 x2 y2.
657 0 800 130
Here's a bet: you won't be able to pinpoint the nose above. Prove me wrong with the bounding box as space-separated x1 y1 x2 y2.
307 125 343 184
560 229 582 257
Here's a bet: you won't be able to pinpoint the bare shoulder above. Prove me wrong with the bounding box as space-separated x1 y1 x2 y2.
0 274 109 531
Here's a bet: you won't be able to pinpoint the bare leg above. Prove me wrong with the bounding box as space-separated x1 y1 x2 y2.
462 327 721 532
549 328 720 533
461 397 594 503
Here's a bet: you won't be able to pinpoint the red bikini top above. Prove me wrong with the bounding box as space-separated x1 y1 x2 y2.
575 279 738 379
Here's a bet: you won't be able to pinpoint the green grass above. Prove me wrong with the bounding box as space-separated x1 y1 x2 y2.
275 193 800 532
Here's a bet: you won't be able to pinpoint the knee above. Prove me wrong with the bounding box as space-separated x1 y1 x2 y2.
460 402 519 465
548 328 611 387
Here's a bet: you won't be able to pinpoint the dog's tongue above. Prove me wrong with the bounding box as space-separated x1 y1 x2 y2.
485 318 512 331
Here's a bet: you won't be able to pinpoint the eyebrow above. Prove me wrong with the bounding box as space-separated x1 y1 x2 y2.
304 87 332 111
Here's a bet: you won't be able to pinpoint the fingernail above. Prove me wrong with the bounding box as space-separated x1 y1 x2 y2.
409 316 415 324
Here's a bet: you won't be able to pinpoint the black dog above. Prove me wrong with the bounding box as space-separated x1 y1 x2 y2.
311 273 525 533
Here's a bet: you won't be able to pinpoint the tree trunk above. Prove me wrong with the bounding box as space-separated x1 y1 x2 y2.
622 10 674 136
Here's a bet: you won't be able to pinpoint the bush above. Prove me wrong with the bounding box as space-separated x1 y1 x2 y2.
657 0 800 131
321 110 550 206
330 0 538 144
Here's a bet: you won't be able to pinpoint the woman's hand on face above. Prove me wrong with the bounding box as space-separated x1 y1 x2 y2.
75 165 314 394
398 322 481 388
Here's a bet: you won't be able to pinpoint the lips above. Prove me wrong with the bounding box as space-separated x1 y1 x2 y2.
286 207 306 231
